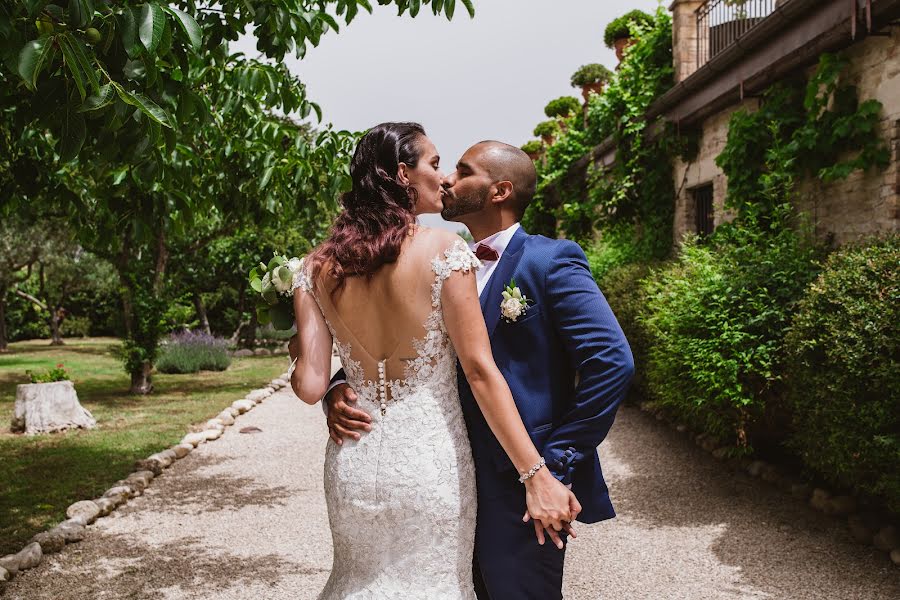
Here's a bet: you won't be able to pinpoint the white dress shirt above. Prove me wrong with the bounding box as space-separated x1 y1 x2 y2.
469 222 521 297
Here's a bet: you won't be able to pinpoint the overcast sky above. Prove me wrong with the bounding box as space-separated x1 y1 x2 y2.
235 0 661 232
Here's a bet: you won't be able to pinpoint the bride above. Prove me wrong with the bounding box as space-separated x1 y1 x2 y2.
289 122 576 599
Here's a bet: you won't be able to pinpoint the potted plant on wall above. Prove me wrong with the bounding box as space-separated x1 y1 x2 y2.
571 63 614 102
533 120 559 146
12 364 96 435
544 96 581 133
604 9 654 63
521 140 544 161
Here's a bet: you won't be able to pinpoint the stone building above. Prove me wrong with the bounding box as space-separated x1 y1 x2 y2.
658 0 900 245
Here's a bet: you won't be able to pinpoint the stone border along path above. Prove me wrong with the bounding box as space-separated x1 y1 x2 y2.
2 382 900 598
0 371 292 589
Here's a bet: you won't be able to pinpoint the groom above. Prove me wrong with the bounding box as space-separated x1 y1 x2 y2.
322 141 633 599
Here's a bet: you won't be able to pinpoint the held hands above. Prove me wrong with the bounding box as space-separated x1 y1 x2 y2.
522 468 582 550
325 383 371 445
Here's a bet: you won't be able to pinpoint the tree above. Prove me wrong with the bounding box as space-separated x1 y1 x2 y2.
2 0 476 393
0 217 44 352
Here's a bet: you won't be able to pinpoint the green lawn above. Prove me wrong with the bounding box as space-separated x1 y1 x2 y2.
0 337 288 555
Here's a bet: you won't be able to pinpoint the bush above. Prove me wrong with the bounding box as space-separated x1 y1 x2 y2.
544 96 581 119
156 330 232 374
521 140 543 155
61 315 91 338
596 261 655 402
533 120 558 139
26 363 71 383
604 9 654 48
571 63 614 88
640 208 822 449
784 235 900 511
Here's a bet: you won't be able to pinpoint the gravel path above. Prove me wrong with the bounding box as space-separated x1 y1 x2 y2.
4 385 898 599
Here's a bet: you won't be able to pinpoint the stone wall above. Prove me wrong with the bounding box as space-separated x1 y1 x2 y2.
670 33 900 246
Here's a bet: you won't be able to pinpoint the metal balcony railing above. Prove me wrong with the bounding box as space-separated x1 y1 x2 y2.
696 0 779 69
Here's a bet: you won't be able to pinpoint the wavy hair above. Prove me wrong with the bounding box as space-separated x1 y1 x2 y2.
308 122 426 293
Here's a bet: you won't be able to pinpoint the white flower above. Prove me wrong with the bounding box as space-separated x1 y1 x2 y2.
500 280 530 322
501 297 525 321
287 257 304 273
271 265 293 293
261 272 272 291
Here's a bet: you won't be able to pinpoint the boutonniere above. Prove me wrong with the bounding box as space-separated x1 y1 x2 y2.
500 279 531 323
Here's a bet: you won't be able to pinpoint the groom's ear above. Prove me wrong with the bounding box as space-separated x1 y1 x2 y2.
490 180 514 205
397 162 411 186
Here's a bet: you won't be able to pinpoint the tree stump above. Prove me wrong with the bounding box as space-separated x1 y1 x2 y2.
11 381 96 435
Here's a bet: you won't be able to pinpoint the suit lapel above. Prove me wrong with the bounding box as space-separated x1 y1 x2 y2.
481 227 529 337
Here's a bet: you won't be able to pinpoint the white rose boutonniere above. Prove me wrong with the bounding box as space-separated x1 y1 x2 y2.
500 279 531 323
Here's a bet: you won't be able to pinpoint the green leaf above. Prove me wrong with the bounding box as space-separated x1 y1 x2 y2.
78 83 114 112
320 12 340 33
119 6 142 58
250 277 263 293
163 6 201 50
59 110 86 162
64 33 100 94
69 0 95 28
460 0 475 18
58 34 87 100
260 166 275 190
115 86 172 128
270 303 295 331
17 36 56 89
24 0 50 18
139 3 165 53
444 0 455 20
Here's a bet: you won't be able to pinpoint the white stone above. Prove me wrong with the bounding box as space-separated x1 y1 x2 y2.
0 565 9 582
182 432 206 447
11 381 96 435
810 488 831 512
217 411 235 426
231 399 254 414
148 452 173 468
172 443 192 458
104 485 134 499
66 500 101 524
891 548 900 566
245 389 271 403
53 519 86 543
205 419 225 430
0 542 42 575
271 378 288 389
202 428 223 441
226 406 241 418
30 530 65 554
94 496 117 516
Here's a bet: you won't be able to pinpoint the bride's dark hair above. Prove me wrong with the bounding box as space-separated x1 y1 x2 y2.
308 122 426 292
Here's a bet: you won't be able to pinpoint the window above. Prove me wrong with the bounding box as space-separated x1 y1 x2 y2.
692 184 715 238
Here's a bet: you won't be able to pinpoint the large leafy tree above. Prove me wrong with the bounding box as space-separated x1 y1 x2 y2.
1 0 475 392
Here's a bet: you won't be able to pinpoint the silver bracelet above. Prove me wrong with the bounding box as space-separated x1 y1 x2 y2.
518 457 546 483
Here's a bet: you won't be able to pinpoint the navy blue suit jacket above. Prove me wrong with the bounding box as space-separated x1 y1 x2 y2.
330 227 634 524
459 227 633 523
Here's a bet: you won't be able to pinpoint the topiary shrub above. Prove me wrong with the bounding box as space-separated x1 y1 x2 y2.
544 96 582 119
156 330 232 374
604 10 654 48
784 235 900 511
520 140 543 155
639 208 822 450
571 63 614 87
533 120 558 139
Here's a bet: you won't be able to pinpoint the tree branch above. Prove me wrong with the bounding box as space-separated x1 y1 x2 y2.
13 288 47 311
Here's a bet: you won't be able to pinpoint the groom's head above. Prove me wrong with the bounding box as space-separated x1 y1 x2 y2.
441 141 536 227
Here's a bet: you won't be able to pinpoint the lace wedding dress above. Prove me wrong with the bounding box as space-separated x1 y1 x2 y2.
294 238 481 599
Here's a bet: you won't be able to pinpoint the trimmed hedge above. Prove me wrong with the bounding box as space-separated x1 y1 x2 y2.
639 212 821 449
785 235 900 511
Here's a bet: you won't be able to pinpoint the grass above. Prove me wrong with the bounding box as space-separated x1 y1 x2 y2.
0 337 289 555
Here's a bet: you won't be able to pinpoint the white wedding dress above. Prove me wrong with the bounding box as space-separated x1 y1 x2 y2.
294 238 481 599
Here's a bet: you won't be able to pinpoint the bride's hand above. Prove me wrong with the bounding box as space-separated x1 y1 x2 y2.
522 469 581 549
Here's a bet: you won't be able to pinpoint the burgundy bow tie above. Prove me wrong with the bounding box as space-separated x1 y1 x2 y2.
475 243 500 262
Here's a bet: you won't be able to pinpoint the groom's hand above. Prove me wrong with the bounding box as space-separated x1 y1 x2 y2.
325 384 371 445
523 489 582 550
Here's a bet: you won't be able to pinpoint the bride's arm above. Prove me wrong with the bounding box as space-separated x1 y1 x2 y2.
441 267 578 542
290 285 333 404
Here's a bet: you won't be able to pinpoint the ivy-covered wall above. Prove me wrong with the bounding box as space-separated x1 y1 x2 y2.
673 33 900 245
